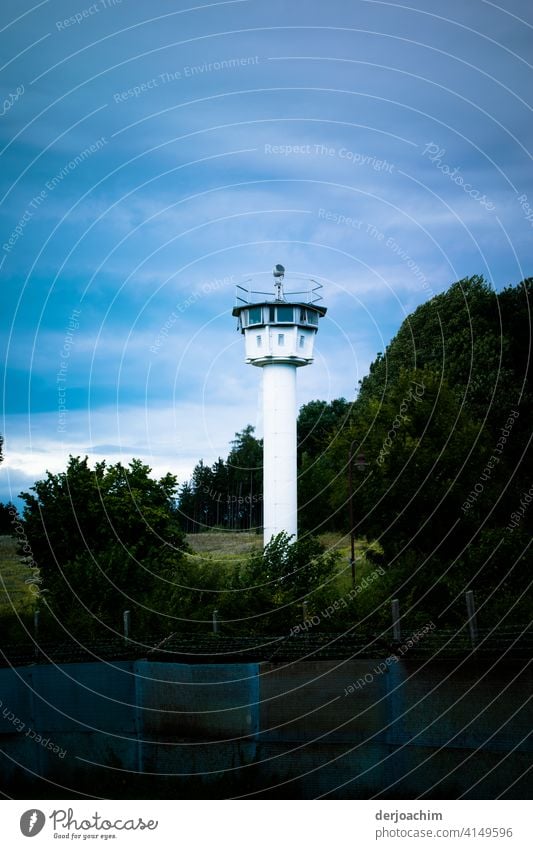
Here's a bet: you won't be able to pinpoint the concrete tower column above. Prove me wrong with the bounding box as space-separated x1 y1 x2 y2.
262 362 298 544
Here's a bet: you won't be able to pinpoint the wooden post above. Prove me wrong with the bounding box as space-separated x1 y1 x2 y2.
212 609 219 635
465 590 478 648
348 445 356 587
123 610 131 643
348 445 368 588
302 601 309 622
391 598 401 642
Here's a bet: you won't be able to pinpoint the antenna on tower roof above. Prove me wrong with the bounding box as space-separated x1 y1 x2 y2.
273 263 285 301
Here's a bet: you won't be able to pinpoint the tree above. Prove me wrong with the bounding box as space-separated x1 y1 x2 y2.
177 481 196 533
328 274 533 625
298 398 352 461
226 425 263 530
297 399 353 533
20 456 189 637
219 532 340 634
178 426 263 532
329 369 496 620
358 276 532 429
0 502 17 534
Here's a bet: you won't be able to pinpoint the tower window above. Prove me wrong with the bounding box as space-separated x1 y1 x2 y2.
269 306 276 321
278 333 285 346
256 335 262 347
276 306 293 322
248 307 262 325
299 335 305 348
307 310 318 326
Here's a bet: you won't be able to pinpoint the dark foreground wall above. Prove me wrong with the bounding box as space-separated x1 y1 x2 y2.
0 657 531 798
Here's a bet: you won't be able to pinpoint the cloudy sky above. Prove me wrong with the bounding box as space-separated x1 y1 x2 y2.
1 0 532 506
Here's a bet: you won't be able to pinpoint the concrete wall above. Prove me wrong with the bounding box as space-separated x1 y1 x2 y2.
0 657 530 798
255 657 532 798
0 660 259 795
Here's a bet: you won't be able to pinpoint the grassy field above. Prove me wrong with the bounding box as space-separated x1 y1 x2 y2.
185 530 378 598
185 531 263 558
1 531 378 618
0 535 37 616
185 530 356 558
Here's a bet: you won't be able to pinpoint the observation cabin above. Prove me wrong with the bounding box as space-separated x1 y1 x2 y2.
232 265 327 367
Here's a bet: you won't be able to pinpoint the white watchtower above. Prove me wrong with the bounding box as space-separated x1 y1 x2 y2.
232 265 327 546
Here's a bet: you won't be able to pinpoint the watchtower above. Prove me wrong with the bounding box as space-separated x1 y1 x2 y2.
232 265 327 545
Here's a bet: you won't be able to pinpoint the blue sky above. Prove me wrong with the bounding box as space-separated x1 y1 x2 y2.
1 0 532 506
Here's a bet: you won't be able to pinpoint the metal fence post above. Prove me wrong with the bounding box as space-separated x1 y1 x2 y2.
33 609 40 658
391 598 401 642
123 610 131 643
213 609 219 634
465 590 478 648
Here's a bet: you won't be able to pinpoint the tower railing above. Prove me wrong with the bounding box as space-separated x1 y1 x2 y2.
234 278 323 306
